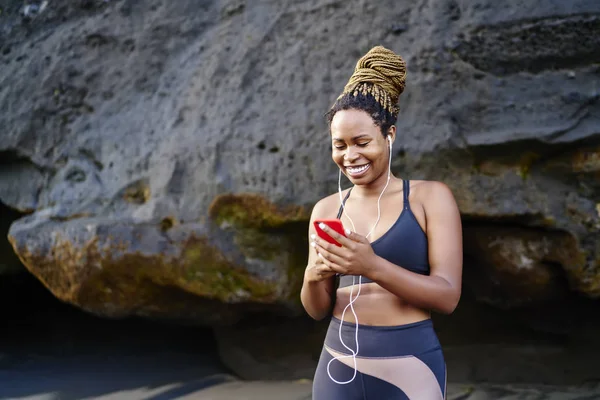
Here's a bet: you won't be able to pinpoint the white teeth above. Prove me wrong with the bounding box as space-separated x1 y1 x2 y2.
347 164 369 174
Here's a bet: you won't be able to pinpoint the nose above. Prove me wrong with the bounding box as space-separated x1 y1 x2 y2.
344 146 359 162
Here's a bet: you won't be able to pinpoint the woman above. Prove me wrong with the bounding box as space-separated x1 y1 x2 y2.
300 45 463 399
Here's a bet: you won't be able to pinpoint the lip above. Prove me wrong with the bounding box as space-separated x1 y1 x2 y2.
344 163 371 178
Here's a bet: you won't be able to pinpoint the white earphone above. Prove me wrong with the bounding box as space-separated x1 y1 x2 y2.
329 132 394 385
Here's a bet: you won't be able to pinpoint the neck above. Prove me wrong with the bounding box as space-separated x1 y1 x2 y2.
351 173 400 198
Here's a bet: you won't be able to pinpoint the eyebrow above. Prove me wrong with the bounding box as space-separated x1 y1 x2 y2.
332 134 371 141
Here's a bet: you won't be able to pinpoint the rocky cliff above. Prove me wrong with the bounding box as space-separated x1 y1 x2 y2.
1 0 599 331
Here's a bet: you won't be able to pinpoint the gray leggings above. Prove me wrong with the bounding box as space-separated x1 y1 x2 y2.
313 317 446 400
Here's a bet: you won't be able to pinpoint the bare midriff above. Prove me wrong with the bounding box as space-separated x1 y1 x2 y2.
332 282 430 326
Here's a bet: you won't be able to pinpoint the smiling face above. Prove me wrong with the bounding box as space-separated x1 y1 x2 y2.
330 109 395 186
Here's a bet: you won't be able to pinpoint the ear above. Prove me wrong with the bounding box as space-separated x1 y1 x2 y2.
386 126 397 145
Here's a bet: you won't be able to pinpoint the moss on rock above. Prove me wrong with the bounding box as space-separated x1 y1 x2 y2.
572 146 600 173
9 226 282 324
180 235 277 302
208 192 311 305
208 193 309 230
517 151 540 180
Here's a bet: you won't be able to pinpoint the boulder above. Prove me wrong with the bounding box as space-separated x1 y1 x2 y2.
463 225 583 309
7 193 308 325
1 0 599 322
214 315 328 381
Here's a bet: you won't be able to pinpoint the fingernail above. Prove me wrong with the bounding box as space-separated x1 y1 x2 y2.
310 241 316 247
310 234 316 240
345 229 351 235
318 253 323 258
318 222 325 229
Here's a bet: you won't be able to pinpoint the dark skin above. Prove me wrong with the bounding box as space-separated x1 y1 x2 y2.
300 109 463 325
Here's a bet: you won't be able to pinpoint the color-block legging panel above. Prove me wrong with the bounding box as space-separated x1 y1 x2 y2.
312 318 446 400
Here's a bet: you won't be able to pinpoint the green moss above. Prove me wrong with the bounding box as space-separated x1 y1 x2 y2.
123 181 150 205
209 193 308 229
233 229 282 261
542 216 556 227
517 152 541 180
181 237 277 302
15 228 306 321
208 193 312 304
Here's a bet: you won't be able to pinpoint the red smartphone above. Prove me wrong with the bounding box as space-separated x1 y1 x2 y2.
314 219 346 247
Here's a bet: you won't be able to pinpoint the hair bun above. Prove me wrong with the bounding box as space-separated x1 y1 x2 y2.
339 45 407 115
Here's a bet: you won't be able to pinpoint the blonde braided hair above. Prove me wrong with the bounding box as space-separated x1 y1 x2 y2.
336 45 407 117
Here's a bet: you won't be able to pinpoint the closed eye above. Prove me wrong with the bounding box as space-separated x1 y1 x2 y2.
333 142 370 150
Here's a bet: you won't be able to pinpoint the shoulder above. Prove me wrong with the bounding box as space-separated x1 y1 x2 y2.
410 180 459 211
310 190 348 221
411 181 461 231
411 180 455 197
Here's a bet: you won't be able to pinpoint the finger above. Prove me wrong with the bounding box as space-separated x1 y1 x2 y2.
317 251 340 270
315 263 336 277
317 222 354 248
310 258 332 278
345 229 369 244
310 239 323 257
316 247 334 264
314 253 325 265
316 243 347 271
321 258 345 275
316 251 331 268
313 253 332 269
312 234 346 258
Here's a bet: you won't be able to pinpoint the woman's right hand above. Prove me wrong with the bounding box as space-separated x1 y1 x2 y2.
305 248 337 283
301 201 339 320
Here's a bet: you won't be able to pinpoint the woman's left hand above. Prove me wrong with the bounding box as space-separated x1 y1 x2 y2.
311 223 378 278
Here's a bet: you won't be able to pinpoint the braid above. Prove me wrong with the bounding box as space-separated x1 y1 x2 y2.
327 45 407 135
337 46 406 117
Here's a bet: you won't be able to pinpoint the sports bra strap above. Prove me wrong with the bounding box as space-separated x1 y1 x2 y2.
403 179 411 210
336 188 353 219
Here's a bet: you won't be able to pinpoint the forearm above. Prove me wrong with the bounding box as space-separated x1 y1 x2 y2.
369 256 460 314
300 276 335 321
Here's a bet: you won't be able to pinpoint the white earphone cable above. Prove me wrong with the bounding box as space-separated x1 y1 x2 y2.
327 136 393 384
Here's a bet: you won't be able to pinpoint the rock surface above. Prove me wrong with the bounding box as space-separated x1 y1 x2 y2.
215 292 600 383
188 381 600 400
1 0 600 321
214 316 329 381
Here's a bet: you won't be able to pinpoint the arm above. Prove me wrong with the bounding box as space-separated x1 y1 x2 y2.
300 200 337 321
371 182 463 314
313 181 463 315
